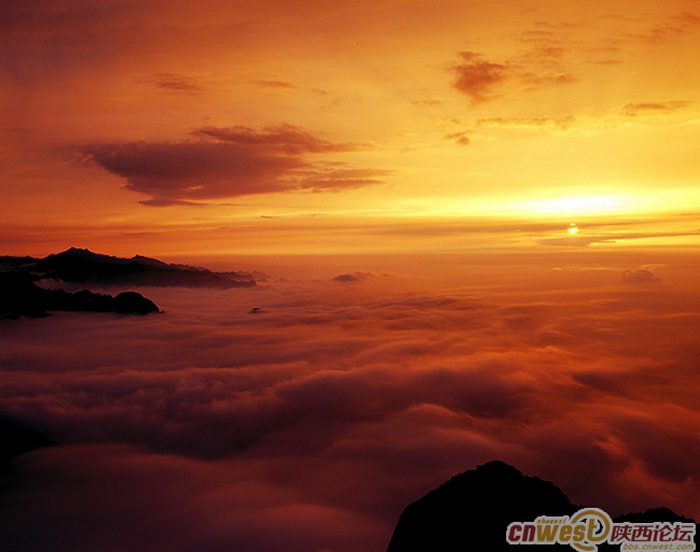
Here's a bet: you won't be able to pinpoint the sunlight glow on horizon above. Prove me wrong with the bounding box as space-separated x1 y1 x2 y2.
533 195 623 215
396 190 685 221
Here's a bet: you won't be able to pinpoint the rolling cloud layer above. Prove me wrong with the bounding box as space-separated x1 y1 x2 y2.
1 255 699 551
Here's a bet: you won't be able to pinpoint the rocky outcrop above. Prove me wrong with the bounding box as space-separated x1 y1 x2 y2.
387 460 697 552
0 272 159 319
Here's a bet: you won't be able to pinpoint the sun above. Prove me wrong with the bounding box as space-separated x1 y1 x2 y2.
567 223 579 235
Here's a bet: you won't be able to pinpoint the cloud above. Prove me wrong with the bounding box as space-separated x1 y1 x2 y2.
445 131 471 146
190 124 356 154
82 141 301 205
148 72 205 92
518 70 576 88
623 101 691 117
450 47 577 104
627 11 700 43
515 29 570 69
539 235 615 247
81 125 385 205
332 271 374 283
622 269 661 284
2 256 700 550
451 51 507 103
3 444 388 552
587 58 622 66
252 80 297 90
295 168 388 191
410 99 443 107
477 116 576 131
538 229 700 247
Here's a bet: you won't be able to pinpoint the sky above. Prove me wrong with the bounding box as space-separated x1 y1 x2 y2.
2 2 700 552
1 0 699 256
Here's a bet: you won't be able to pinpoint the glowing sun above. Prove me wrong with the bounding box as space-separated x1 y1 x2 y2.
567 223 579 235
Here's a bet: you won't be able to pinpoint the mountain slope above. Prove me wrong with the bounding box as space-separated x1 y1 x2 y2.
386 460 698 552
0 247 259 288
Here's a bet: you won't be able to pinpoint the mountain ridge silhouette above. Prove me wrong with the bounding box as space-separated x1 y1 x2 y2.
0 246 259 288
0 271 160 319
386 460 697 551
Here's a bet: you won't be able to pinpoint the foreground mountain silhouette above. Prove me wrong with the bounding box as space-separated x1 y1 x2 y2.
0 271 159 319
386 460 697 551
0 247 260 288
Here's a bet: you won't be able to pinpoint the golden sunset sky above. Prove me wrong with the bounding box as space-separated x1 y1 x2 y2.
4 5 700 550
2 0 699 256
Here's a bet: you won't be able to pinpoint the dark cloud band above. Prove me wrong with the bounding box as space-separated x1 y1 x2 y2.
81 125 386 205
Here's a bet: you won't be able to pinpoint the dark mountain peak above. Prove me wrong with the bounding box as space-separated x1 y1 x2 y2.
52 247 118 262
1 248 261 316
0 271 159 319
29 247 257 288
615 506 696 524
387 461 697 552
64 246 92 254
387 461 578 552
475 458 523 476
430 459 574 511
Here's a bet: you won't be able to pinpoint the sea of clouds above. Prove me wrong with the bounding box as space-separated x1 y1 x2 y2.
1 254 699 552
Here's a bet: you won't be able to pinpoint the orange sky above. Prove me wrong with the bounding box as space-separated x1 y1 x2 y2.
2 0 699 256
2 5 700 548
